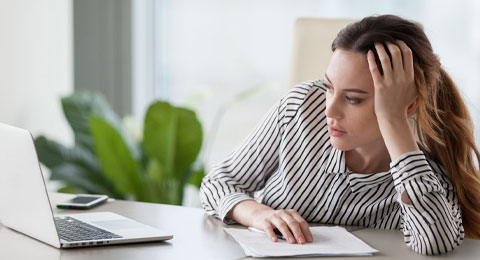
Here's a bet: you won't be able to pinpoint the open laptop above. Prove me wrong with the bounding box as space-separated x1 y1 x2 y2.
0 122 173 248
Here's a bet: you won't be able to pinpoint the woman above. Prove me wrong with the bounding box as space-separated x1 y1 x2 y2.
199 14 480 255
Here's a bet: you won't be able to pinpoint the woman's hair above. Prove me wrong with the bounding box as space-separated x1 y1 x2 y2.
331 14 480 239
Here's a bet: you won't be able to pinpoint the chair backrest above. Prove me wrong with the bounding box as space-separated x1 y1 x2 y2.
286 17 356 88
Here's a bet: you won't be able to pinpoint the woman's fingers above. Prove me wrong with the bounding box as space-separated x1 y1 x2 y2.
279 211 306 244
263 222 279 242
367 50 382 86
370 41 413 84
270 215 296 243
290 211 313 242
258 209 312 244
385 42 403 73
374 42 392 77
396 40 414 79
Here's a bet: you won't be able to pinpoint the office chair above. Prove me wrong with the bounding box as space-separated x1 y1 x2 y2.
286 17 356 88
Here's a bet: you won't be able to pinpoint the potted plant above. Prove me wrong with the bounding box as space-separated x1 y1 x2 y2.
35 91 204 205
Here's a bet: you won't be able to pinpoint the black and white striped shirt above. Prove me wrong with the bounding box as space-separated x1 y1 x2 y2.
200 80 464 255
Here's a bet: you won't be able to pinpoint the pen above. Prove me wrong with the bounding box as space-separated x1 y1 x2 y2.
248 227 286 240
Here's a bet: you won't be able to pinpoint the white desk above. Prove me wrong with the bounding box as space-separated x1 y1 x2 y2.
0 193 479 259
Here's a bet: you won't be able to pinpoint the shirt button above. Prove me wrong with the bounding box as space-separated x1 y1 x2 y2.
399 162 405 168
402 172 409 178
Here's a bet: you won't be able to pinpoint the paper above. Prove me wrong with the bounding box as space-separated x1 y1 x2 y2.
224 226 378 257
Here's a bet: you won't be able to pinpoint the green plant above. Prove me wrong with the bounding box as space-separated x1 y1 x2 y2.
35 91 204 205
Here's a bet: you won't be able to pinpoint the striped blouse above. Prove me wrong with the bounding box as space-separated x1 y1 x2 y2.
199 80 464 255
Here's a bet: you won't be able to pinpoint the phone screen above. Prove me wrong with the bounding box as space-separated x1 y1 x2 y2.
68 196 99 204
57 194 108 209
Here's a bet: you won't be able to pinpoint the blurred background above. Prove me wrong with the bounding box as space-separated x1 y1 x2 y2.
1 0 479 206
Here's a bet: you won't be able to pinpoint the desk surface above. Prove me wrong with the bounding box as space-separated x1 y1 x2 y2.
0 193 479 260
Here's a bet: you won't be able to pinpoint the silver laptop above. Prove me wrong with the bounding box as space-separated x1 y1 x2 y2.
0 123 173 248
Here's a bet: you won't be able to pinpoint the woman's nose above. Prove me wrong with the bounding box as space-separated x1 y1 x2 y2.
325 97 342 119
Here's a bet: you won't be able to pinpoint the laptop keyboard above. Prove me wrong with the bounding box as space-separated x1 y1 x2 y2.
54 216 122 242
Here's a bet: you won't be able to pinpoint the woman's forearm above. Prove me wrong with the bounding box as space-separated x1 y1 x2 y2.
227 200 274 227
377 116 419 162
377 116 418 205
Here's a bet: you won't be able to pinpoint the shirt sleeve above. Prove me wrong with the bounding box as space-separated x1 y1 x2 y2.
390 150 464 255
199 81 318 224
199 100 282 224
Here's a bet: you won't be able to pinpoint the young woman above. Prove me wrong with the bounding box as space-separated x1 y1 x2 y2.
199 14 480 255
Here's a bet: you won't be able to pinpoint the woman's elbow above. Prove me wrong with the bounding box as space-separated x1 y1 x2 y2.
406 229 464 255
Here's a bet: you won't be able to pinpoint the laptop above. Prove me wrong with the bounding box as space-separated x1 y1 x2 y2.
0 122 173 248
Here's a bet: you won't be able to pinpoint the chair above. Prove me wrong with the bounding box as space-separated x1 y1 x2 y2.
286 17 356 88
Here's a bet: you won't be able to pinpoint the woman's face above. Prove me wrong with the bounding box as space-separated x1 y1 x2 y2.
324 49 383 151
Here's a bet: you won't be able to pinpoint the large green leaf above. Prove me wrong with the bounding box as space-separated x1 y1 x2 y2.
34 136 70 168
143 102 203 205
187 166 205 188
57 185 83 194
61 92 115 152
61 91 140 159
143 102 203 179
50 163 119 197
145 159 182 205
145 159 164 203
34 135 120 197
174 107 203 178
90 116 144 200
35 135 99 171
143 102 176 175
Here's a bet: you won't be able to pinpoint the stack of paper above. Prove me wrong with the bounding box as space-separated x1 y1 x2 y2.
224 226 378 257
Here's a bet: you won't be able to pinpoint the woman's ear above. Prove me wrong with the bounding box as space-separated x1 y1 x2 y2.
407 96 419 117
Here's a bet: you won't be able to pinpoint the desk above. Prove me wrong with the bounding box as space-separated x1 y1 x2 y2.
0 193 479 259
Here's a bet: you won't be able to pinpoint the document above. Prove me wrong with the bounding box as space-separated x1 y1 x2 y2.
224 226 378 257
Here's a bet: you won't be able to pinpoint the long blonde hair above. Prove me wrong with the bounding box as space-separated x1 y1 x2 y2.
332 14 480 239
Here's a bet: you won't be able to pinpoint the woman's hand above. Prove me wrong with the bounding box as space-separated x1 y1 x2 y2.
366 40 420 162
251 208 313 244
367 40 417 122
228 200 313 244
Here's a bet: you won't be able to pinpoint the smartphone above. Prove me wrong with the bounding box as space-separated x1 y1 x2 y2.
56 194 108 209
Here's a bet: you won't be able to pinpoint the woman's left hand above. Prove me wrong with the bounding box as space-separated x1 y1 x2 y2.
367 40 420 163
367 40 417 122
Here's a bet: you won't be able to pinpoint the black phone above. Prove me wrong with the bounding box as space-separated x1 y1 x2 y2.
56 194 108 209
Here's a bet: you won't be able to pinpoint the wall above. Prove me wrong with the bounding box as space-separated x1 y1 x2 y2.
0 0 73 191
0 0 73 144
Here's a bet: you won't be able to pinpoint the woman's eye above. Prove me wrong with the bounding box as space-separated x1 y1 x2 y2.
346 96 361 104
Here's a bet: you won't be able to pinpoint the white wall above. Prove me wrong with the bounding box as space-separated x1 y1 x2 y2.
0 0 73 145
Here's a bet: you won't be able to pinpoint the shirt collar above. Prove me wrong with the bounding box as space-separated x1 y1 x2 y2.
325 147 350 175
325 146 393 193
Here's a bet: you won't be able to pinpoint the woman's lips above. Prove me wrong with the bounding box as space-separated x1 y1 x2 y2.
328 126 347 137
